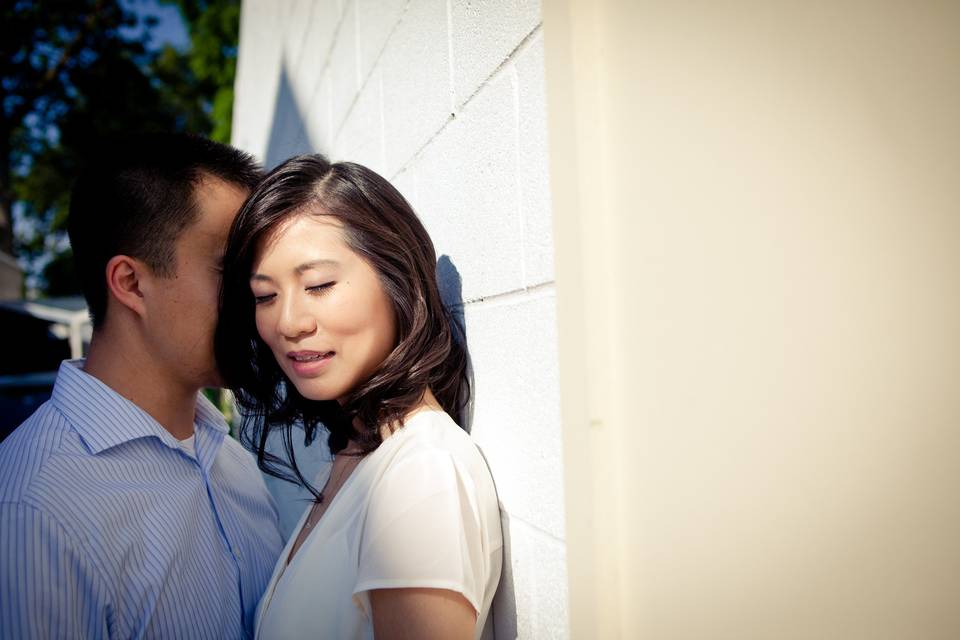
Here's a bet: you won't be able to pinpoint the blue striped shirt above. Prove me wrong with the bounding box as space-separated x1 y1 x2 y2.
0 360 284 639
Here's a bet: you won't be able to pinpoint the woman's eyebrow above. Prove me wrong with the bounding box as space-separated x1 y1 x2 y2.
250 259 340 282
295 259 339 274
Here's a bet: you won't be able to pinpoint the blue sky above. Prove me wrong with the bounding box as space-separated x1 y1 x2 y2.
119 0 190 51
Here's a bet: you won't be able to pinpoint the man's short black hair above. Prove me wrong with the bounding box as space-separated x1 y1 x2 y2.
67 132 262 329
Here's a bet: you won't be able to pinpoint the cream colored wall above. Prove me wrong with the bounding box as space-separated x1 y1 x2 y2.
546 1 960 638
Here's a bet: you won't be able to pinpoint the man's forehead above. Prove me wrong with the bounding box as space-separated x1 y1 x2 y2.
193 174 250 205
176 177 249 252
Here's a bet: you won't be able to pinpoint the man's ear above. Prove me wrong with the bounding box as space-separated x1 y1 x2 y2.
105 255 148 320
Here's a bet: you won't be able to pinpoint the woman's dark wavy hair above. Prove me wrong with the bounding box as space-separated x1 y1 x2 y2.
215 154 469 498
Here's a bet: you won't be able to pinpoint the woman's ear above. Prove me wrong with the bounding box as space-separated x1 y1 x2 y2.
104 255 148 320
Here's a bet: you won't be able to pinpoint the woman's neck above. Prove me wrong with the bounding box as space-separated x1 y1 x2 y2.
405 387 442 420
359 388 442 442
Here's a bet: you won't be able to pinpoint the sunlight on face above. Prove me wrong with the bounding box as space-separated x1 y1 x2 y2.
249 214 397 402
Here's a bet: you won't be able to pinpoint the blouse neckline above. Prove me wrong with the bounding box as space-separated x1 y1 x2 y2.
255 409 446 635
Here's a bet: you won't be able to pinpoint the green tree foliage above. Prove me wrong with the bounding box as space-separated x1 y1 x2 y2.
160 0 242 144
1 0 242 294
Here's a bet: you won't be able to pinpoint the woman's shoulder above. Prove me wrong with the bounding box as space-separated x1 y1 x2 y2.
394 410 477 457
379 410 494 489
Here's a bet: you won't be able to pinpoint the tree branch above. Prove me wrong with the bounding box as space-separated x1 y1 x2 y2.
5 0 107 127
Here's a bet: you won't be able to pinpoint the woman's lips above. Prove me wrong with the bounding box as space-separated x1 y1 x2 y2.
287 350 335 376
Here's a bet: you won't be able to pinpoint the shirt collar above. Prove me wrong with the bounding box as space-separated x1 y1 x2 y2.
51 359 229 455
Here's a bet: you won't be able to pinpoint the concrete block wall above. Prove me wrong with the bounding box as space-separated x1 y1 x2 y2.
232 1 567 637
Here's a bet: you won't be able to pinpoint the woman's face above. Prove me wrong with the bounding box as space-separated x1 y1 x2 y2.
249 214 397 403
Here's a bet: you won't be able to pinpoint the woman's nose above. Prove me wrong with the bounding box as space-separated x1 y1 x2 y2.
276 297 316 338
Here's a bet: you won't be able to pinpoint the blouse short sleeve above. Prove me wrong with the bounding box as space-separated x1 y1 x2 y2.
352 447 486 618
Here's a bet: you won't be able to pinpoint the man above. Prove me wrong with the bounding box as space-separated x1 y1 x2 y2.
0 134 283 638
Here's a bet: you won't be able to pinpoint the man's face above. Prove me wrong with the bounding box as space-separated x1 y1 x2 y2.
144 176 248 389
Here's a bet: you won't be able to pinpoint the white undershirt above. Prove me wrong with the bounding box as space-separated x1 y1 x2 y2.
178 434 197 459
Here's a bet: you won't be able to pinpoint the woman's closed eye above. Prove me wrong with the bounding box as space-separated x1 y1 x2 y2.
307 282 336 295
253 283 334 305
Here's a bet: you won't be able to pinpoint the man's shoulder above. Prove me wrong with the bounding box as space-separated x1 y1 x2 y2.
213 433 272 489
211 434 279 512
0 400 79 503
216 431 260 469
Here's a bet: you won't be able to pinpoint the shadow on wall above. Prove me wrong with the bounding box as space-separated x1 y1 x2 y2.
436 254 519 639
436 254 473 432
264 63 316 170
493 512 519 640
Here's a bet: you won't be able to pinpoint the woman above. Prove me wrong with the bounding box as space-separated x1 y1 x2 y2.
216 155 502 639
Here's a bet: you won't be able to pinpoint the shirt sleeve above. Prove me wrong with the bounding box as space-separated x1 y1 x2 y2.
353 448 487 618
0 502 112 639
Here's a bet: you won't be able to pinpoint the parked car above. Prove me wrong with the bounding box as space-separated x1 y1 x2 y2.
0 297 90 441
0 371 57 441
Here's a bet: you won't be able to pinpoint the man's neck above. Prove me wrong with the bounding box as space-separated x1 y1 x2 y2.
83 331 198 440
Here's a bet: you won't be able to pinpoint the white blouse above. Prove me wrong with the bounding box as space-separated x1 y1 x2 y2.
254 410 503 639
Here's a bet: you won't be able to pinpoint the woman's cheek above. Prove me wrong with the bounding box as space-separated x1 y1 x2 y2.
254 309 272 344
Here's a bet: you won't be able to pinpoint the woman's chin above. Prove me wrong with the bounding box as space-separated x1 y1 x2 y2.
288 379 340 403
293 384 328 402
